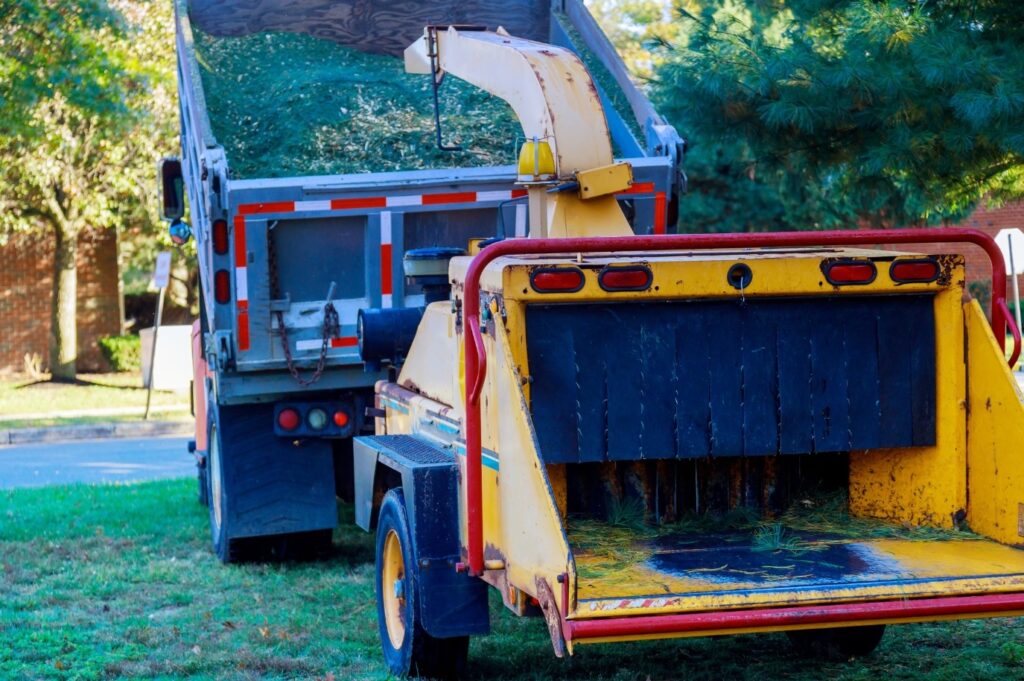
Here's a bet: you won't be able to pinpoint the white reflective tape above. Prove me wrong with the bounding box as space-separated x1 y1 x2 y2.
235 267 248 301
380 211 392 244
381 293 393 308
386 195 421 207
476 190 512 202
514 203 527 237
295 339 323 352
294 200 332 212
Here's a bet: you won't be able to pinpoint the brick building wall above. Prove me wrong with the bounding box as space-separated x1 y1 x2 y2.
0 228 122 373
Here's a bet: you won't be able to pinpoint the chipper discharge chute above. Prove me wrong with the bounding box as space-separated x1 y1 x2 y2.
351 25 1024 678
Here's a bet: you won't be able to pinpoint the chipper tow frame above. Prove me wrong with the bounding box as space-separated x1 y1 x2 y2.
351 25 1024 678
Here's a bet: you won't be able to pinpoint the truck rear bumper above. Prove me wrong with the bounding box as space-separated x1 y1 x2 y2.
565 592 1024 645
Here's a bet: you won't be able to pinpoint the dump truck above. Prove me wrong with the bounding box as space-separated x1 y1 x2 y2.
343 24 1024 681
160 0 683 562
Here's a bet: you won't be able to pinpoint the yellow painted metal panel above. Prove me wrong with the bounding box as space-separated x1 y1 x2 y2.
577 162 633 199
449 250 957 301
571 537 1024 617
965 299 1024 545
488 318 572 601
849 280 967 528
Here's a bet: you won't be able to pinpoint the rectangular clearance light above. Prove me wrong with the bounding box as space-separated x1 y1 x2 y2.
599 265 652 292
823 260 877 285
890 259 940 283
531 267 585 293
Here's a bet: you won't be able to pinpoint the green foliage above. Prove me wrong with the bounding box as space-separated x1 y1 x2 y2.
193 30 522 178
97 335 142 373
654 0 1024 230
0 0 175 237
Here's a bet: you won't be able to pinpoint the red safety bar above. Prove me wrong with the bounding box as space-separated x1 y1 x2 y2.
462 228 1021 576
560 592 1024 642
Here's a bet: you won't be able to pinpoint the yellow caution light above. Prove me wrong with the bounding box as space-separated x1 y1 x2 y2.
517 139 555 182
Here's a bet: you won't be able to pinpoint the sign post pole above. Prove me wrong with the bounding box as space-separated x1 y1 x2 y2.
144 251 172 420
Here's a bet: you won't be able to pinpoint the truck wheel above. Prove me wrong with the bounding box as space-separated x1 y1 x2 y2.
375 489 469 679
786 625 885 660
208 421 247 563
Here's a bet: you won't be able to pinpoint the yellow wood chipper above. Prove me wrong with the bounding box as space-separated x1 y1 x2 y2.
349 25 1024 678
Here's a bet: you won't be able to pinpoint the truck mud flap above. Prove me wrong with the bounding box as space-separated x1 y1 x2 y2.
216 403 336 539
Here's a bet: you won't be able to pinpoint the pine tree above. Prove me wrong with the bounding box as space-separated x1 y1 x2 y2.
655 0 1024 230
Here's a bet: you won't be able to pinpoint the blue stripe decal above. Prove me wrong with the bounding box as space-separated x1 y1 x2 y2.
453 442 500 471
433 419 460 435
381 397 410 415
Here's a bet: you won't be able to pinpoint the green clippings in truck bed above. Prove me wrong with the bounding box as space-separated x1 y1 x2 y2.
192 29 523 178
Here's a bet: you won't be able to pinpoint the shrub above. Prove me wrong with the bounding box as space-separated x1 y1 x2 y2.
98 335 142 373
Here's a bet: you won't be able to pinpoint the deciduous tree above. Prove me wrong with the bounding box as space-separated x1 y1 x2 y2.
0 0 175 379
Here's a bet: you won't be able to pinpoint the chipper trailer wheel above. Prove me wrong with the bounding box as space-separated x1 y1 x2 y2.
375 489 469 679
786 625 886 660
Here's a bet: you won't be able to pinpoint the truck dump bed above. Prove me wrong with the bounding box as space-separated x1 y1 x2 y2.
176 0 682 402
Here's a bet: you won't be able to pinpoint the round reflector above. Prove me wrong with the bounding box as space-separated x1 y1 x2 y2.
333 411 350 428
308 408 328 430
277 408 300 431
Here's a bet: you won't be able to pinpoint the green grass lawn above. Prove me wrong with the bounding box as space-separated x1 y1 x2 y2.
0 374 189 428
3 479 1024 680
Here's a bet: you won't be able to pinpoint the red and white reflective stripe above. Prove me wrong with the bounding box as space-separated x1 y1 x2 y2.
232 182 668 351
233 215 250 351
380 211 393 308
296 336 358 352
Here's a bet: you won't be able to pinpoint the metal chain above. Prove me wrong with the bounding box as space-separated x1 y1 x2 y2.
268 223 336 387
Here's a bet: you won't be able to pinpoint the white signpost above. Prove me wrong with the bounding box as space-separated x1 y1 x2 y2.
144 251 173 419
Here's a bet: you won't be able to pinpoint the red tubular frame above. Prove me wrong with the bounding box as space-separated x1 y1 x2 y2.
461 228 1021 576
561 592 1024 642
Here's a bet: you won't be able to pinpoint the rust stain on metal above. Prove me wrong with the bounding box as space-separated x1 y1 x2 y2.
534 577 566 657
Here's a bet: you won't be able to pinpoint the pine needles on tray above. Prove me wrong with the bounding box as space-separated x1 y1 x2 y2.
192 29 523 179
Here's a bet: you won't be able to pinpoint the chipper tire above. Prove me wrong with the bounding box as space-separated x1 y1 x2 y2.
375 489 469 679
786 625 886 660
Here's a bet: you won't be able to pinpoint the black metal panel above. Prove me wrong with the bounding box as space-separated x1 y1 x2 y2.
525 296 937 464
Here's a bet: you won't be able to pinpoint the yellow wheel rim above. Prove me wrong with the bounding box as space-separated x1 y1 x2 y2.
381 529 407 649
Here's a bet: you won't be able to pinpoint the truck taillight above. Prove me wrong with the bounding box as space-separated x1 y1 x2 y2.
212 219 229 255
214 270 231 303
599 266 652 291
277 408 300 431
531 267 584 293
891 259 939 283
823 260 876 285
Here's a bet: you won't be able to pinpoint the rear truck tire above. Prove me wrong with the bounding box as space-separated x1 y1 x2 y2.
375 488 469 679
207 403 338 564
786 625 886 660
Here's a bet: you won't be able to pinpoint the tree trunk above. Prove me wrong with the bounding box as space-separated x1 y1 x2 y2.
50 220 78 381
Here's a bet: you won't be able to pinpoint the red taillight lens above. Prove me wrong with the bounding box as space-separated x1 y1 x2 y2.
214 269 231 303
824 261 876 285
333 411 350 427
212 219 229 255
531 268 585 293
890 260 940 283
599 266 652 291
277 408 300 431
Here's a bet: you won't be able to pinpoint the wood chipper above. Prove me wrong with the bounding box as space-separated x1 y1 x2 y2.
351 25 1024 679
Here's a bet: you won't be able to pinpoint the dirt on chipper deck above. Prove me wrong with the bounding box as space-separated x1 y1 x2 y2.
192 29 523 178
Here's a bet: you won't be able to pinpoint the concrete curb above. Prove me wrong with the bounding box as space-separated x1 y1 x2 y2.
0 420 193 446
